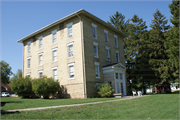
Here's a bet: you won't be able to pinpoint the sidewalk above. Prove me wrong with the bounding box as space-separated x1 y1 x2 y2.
4 95 149 112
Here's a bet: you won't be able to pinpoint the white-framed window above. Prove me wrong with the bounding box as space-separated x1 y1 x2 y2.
92 23 97 39
120 73 123 79
52 47 57 62
52 29 57 44
38 36 43 49
27 41 31 53
114 35 118 48
94 61 100 78
115 73 119 79
68 62 75 79
105 46 110 61
93 41 98 58
26 72 31 77
66 22 73 38
104 30 108 43
116 50 120 63
67 41 74 58
27 56 31 69
38 52 43 66
38 69 43 79
52 66 58 81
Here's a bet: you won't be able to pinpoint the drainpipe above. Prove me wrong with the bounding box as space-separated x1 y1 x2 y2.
76 12 87 98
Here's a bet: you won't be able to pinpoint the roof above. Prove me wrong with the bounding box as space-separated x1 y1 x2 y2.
102 63 119 67
17 9 128 43
1 83 11 90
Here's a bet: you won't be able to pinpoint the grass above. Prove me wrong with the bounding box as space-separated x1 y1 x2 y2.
1 93 179 119
1 96 121 110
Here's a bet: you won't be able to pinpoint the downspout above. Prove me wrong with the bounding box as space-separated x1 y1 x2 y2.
76 12 87 98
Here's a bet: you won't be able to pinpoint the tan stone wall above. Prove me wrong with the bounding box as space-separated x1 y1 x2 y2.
23 16 84 98
82 15 126 97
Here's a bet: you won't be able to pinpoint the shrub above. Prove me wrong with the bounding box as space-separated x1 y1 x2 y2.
32 76 60 99
10 76 34 98
96 83 114 98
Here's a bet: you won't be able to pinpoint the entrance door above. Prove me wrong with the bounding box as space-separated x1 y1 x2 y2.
121 83 123 95
116 81 120 93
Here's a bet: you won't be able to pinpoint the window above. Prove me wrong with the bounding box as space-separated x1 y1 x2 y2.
94 61 100 78
93 42 98 58
104 30 108 43
105 46 110 61
115 73 119 79
38 52 43 66
92 23 97 39
26 73 31 77
39 36 43 49
52 47 57 62
68 62 75 79
51 29 57 44
114 35 118 47
120 73 123 79
38 70 43 79
27 41 31 53
52 66 58 81
67 41 74 58
27 56 31 69
66 22 73 38
116 50 120 63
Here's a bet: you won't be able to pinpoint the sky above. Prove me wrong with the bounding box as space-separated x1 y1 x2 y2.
0 0 173 76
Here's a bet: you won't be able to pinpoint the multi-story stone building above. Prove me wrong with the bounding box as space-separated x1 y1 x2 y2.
18 9 128 98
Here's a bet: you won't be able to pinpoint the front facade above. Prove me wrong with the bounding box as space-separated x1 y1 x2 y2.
18 9 128 98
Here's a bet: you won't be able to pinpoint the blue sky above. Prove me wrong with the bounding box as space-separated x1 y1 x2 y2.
1 0 173 75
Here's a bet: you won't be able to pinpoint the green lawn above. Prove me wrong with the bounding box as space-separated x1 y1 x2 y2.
1 96 121 110
1 93 179 119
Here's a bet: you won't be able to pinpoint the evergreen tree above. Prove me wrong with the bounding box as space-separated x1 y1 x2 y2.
148 10 170 82
108 11 130 33
165 0 179 82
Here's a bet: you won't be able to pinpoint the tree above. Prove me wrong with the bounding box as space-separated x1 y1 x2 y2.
165 0 179 82
0 60 13 84
10 76 34 98
10 69 22 81
108 11 130 34
148 10 170 82
32 76 60 99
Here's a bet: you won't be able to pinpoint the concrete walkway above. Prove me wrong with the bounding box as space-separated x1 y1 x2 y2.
4 95 149 112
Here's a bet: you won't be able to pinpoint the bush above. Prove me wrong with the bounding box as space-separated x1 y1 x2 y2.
32 76 60 99
10 76 34 98
96 83 114 98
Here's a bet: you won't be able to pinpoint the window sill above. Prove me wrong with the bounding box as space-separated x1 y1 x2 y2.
69 78 75 80
105 42 109 44
52 61 57 63
52 42 57 45
95 77 101 79
115 46 118 48
93 37 98 40
39 65 43 66
39 48 43 50
94 56 99 58
67 36 73 39
68 56 74 59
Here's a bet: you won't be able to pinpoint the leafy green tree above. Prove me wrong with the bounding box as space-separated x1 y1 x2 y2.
10 76 34 98
32 76 60 99
0 60 13 84
165 0 179 82
96 83 114 98
148 10 170 82
10 69 22 81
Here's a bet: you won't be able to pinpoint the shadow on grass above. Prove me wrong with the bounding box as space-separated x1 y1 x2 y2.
1 110 20 115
